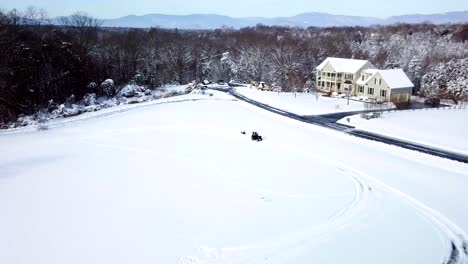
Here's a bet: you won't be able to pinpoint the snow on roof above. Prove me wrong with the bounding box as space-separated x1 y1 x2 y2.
357 69 414 89
379 69 414 89
316 57 373 73
362 69 379 75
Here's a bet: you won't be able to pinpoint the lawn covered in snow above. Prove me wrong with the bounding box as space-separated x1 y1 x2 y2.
1 90 468 264
338 108 468 155
235 86 370 115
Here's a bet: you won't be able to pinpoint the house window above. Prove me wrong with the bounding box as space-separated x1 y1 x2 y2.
362 75 365 81
331 73 335 77
337 73 342 78
337 83 341 90
379 79 382 85
368 87 374 95
326 82 330 87
327 73 331 77
380 90 387 97
322 81 325 87
359 86 364 93
374 78 377 84
345 74 353 80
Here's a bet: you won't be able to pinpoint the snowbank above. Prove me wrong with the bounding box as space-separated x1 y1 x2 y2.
338 108 468 154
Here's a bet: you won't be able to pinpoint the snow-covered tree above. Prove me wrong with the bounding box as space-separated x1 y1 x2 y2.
237 46 271 83
421 58 468 104
101 79 115 98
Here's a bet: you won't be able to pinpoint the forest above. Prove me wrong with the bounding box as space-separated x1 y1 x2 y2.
1 8 467 124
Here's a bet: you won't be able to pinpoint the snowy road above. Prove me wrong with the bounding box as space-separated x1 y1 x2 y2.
1 91 468 264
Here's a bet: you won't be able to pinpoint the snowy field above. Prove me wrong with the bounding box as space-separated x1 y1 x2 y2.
338 108 468 155
1 90 468 264
235 87 371 115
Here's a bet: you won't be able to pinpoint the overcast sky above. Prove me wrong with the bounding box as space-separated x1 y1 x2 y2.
1 0 467 18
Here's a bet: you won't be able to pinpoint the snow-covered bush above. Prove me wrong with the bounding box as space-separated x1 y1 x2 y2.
118 84 145 98
47 99 59 113
66 94 76 105
133 73 146 86
163 91 182 98
87 82 98 91
63 105 84 117
82 93 97 106
84 105 102 112
101 79 115 97
126 98 142 104
185 82 197 94
100 98 120 108
16 115 37 127
51 104 83 118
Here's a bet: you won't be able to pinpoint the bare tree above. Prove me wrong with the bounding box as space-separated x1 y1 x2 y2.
61 12 101 53
23 6 49 25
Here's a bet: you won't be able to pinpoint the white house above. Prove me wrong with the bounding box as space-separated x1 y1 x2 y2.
356 69 414 103
316 57 414 103
315 57 376 95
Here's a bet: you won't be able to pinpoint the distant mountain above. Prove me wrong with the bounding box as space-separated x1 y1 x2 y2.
387 11 468 24
267 13 384 27
71 11 468 29
101 14 249 29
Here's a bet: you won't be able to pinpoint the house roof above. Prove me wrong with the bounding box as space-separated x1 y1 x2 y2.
357 69 378 85
357 69 414 89
316 57 373 73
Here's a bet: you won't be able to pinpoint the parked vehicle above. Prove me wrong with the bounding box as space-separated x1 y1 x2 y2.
424 97 441 107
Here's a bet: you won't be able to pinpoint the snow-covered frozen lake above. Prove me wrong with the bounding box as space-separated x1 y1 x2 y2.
1 90 468 264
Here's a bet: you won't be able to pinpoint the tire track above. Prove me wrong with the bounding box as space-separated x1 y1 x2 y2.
179 168 377 264
341 167 468 264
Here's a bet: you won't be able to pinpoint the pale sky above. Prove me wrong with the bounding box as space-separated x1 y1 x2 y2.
0 0 467 19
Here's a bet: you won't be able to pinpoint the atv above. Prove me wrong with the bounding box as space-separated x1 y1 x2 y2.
251 132 263 142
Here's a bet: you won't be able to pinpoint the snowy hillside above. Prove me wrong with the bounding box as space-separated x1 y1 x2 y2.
1 90 468 264
338 108 468 155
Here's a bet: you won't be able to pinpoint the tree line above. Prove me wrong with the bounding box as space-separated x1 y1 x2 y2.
1 8 467 124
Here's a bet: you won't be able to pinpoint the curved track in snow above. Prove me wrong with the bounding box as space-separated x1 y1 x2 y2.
328 164 468 264
180 167 375 264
